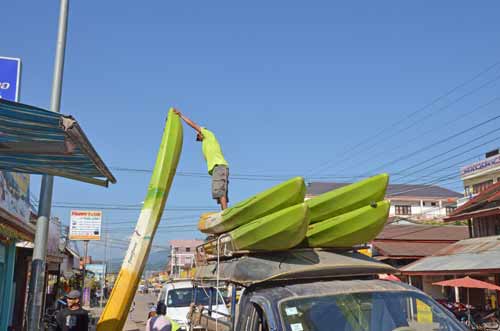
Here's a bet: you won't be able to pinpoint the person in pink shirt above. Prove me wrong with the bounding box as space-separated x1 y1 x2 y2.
146 303 178 331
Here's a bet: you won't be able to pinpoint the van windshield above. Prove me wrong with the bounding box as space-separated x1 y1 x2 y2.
167 287 224 308
280 291 465 331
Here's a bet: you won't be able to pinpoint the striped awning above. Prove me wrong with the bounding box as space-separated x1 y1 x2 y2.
0 99 116 186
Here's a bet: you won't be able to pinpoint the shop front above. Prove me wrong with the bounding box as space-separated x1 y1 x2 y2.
401 235 500 312
0 170 33 331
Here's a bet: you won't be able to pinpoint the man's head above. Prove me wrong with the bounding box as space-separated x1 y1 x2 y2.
156 302 167 316
196 132 204 142
66 290 81 309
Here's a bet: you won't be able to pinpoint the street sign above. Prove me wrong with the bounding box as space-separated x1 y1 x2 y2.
0 57 21 102
69 210 102 241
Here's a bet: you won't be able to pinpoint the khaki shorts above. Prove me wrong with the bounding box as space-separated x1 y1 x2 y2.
212 165 229 203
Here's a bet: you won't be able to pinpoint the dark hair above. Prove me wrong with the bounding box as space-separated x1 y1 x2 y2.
156 302 166 315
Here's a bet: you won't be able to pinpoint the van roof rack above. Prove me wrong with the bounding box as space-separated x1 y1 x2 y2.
195 237 368 264
193 248 396 287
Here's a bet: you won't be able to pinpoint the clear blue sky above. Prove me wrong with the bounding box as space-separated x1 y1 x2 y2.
3 1 500 261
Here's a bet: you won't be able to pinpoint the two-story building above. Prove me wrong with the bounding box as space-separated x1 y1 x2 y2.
168 239 204 278
461 149 500 197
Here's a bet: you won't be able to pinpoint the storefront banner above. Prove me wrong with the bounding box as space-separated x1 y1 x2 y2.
0 171 30 222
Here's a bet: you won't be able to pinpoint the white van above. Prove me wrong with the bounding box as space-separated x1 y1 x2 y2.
157 280 229 330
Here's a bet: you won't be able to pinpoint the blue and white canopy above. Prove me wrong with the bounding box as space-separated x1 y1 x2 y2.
0 99 116 186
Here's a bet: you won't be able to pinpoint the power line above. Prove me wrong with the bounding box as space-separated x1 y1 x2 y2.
391 127 500 177
365 113 500 175
333 95 500 175
392 134 500 181
306 60 500 176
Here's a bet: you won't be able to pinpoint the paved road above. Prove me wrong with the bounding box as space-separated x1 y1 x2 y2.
89 292 157 331
125 292 158 331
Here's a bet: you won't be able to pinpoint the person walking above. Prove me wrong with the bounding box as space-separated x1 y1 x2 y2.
174 109 229 210
55 290 89 331
146 303 179 331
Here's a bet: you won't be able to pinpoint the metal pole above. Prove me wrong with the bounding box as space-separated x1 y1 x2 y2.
82 240 89 306
101 232 107 308
27 1 69 329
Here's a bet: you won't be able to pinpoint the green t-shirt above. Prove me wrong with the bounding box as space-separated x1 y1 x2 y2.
201 127 228 174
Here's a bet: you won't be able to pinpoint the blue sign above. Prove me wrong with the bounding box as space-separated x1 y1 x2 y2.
0 57 21 102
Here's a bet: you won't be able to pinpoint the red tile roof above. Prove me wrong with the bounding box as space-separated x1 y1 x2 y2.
450 181 500 216
375 224 469 241
372 241 453 258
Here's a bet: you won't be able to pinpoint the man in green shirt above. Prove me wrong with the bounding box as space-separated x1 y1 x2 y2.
174 109 229 210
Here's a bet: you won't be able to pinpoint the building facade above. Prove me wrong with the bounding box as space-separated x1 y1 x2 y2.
461 148 500 197
0 171 33 331
168 239 204 279
307 182 462 221
400 169 500 310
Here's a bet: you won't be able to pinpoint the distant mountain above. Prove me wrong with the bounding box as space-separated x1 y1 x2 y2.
107 249 169 273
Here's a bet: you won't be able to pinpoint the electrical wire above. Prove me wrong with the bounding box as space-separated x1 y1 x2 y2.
305 60 500 176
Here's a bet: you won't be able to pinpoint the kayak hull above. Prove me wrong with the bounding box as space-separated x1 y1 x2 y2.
305 200 390 248
306 173 389 224
199 176 306 234
97 109 183 331
225 203 310 251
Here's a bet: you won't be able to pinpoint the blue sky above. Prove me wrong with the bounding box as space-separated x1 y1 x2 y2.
3 1 500 261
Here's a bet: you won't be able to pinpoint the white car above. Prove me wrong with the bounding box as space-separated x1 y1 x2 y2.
157 280 229 330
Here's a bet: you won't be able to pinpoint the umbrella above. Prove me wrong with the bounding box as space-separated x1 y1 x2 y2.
433 276 500 322
433 276 500 291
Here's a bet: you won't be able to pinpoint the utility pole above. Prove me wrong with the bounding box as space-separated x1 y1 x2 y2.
101 231 108 308
82 240 89 306
27 1 69 330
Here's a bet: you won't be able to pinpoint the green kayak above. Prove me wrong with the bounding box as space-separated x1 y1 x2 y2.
305 200 390 248
223 203 310 251
306 173 389 224
198 176 306 234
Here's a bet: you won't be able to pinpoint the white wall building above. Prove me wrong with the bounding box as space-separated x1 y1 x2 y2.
461 149 500 197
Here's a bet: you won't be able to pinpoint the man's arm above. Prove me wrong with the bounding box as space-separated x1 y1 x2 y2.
55 311 64 331
82 311 89 331
173 109 202 133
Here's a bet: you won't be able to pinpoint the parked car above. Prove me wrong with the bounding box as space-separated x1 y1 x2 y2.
157 279 229 330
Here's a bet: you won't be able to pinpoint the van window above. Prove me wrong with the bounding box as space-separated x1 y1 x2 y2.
166 287 225 307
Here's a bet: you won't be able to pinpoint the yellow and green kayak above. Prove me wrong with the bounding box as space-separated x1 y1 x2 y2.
305 200 390 248
198 176 306 234
222 203 310 251
306 173 389 224
97 109 183 331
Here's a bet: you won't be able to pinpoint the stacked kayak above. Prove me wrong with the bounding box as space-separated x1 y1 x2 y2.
220 203 310 251
198 173 390 251
199 176 306 234
304 200 391 248
306 173 389 223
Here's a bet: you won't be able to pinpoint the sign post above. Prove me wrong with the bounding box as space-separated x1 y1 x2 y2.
27 1 69 329
70 210 102 306
0 57 21 102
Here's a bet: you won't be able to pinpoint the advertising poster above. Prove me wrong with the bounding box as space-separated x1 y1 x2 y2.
0 171 30 222
69 210 102 241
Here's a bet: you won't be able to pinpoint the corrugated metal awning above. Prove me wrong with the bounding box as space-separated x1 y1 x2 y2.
0 99 116 187
401 235 500 275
